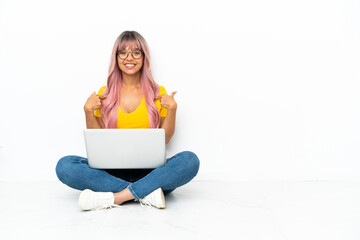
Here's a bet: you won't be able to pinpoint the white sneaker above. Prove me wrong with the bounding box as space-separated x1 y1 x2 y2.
139 188 166 209
78 189 119 211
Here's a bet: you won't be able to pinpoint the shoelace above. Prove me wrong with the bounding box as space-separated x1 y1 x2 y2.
91 203 122 211
139 199 152 208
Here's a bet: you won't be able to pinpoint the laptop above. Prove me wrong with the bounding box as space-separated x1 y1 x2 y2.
84 129 166 169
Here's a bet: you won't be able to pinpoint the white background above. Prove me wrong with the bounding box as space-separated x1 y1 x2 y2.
0 0 359 181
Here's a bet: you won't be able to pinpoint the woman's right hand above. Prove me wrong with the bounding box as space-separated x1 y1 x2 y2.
84 91 107 113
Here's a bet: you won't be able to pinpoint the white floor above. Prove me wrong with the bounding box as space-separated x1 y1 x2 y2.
0 180 359 240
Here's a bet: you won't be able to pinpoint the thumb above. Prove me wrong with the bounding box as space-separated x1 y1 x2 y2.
170 91 177 98
98 94 107 99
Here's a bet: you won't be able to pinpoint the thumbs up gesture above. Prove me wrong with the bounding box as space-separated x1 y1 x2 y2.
154 91 177 111
84 91 107 113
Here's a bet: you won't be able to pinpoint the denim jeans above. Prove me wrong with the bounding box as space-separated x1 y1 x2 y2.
55 151 200 200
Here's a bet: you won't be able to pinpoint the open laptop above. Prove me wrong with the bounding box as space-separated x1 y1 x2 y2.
84 129 166 169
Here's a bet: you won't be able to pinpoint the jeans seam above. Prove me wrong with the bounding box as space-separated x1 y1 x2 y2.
127 184 140 201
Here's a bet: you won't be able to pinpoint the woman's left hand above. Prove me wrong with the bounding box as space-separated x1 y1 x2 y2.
155 91 177 110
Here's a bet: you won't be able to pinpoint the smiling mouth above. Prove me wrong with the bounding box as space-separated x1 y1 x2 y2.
125 63 136 69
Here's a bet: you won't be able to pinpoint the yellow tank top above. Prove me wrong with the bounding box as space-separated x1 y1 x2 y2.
94 85 168 128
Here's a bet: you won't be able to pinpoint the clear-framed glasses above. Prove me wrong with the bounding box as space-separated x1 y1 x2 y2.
117 49 143 60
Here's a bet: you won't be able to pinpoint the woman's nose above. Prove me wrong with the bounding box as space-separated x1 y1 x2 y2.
126 52 134 60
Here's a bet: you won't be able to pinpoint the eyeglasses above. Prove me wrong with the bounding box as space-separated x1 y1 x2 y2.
117 49 143 60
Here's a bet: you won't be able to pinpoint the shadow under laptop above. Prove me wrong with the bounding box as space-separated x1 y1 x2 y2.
104 168 154 182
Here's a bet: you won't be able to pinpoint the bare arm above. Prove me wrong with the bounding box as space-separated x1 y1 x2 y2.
157 91 177 144
84 109 105 129
160 107 177 144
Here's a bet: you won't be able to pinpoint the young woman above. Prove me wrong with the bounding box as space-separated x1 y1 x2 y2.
55 31 200 211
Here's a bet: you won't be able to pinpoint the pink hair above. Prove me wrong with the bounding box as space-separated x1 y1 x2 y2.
100 31 160 129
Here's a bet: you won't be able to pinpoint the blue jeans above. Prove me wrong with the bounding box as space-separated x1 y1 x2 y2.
55 151 200 200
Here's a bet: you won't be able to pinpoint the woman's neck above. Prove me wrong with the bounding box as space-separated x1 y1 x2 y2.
122 72 141 89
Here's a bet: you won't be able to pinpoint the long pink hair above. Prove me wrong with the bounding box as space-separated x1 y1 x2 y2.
100 31 160 128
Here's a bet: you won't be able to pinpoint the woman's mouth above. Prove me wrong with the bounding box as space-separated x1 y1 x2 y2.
125 64 136 69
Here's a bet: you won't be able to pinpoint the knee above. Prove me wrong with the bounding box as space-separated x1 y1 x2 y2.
180 151 200 177
55 155 78 182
